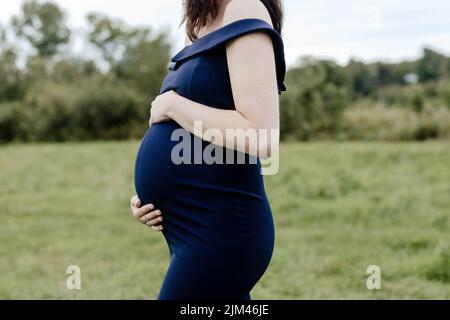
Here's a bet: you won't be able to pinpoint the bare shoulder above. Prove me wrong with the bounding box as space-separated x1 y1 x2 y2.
223 0 273 27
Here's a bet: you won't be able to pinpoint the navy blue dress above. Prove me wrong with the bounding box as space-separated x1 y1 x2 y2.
134 18 287 300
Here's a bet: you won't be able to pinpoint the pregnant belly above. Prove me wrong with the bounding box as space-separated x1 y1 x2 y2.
134 121 180 205
134 121 273 252
134 120 264 206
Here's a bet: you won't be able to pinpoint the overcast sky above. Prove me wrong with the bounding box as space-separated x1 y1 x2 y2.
1 0 449 66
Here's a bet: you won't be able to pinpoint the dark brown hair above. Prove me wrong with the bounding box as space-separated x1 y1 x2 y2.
182 0 284 42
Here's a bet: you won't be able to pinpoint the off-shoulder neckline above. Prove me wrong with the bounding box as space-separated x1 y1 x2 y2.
169 18 287 94
196 18 275 42
174 18 278 57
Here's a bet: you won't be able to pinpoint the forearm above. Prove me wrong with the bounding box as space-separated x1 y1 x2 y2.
166 94 278 158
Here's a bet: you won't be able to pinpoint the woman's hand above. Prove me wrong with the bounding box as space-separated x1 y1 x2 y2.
130 195 164 231
149 90 179 127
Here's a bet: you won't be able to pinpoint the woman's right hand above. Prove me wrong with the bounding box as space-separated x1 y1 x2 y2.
130 195 164 231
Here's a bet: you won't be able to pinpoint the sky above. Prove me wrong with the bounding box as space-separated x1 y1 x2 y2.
1 0 449 66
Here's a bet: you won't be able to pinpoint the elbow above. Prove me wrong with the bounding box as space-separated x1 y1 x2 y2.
257 136 279 160
250 122 279 159
258 148 271 160
237 116 280 159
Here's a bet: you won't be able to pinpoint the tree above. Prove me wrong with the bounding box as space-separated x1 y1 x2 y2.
117 31 170 97
51 59 99 83
346 59 376 97
86 13 129 66
280 58 350 140
86 13 171 98
417 48 449 82
0 25 23 101
11 0 70 57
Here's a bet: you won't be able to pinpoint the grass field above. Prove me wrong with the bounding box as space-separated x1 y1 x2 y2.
0 141 449 299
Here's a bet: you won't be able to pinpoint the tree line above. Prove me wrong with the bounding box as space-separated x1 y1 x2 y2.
1 0 449 143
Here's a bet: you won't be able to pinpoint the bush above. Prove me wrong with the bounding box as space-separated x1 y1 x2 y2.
415 105 450 140
341 101 450 141
2 77 148 142
372 84 426 110
70 77 145 140
0 48 24 102
436 81 450 109
0 102 26 142
24 81 76 141
341 103 419 140
280 59 350 140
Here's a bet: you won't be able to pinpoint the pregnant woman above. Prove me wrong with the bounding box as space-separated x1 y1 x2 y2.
130 0 286 300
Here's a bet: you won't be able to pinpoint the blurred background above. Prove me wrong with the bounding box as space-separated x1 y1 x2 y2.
0 0 449 299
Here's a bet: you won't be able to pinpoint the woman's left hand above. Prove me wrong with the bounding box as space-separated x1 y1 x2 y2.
149 90 178 127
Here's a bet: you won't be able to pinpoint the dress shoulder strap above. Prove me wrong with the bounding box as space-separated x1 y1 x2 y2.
171 18 287 94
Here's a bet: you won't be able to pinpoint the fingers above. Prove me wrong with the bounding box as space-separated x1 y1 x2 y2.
130 196 164 232
130 195 141 208
146 214 164 232
132 203 155 219
149 100 154 127
141 209 164 232
145 217 163 231
139 209 162 224
151 225 164 231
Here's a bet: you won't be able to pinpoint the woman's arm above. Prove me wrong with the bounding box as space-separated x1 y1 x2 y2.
151 3 280 158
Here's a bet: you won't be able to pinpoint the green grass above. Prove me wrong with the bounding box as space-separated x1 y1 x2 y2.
0 141 449 299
